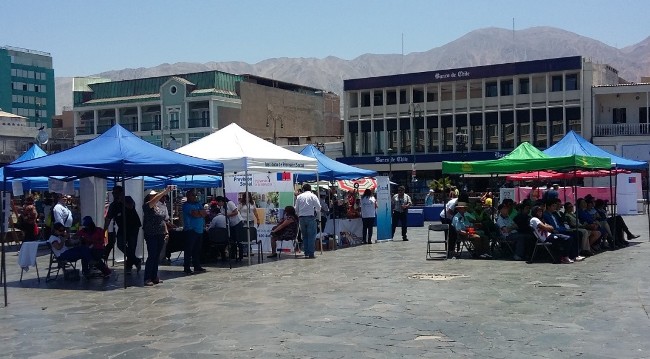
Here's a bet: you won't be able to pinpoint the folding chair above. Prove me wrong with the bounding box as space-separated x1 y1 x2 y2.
207 226 231 269
45 243 78 282
278 226 301 259
242 226 262 264
527 223 556 264
426 224 449 260
456 229 477 258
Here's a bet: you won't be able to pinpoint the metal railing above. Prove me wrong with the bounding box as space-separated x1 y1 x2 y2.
75 126 94 135
594 123 650 136
140 121 161 132
121 122 138 132
188 118 209 128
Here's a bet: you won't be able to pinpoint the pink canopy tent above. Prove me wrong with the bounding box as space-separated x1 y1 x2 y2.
506 169 630 181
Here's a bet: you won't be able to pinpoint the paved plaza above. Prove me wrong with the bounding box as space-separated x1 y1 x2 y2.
2 215 650 358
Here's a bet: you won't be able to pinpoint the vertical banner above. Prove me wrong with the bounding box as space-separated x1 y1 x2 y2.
616 173 642 215
80 177 107 228
375 176 392 241
223 172 295 252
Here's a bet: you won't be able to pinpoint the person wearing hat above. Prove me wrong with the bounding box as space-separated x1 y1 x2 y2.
451 202 492 259
425 189 435 207
52 193 73 229
142 186 174 286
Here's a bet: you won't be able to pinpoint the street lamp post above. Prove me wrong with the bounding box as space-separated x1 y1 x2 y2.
455 130 468 160
266 111 284 144
387 147 395 180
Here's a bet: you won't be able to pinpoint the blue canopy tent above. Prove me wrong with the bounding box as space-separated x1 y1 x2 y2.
544 130 648 170
0 144 49 191
1 125 224 301
294 144 377 182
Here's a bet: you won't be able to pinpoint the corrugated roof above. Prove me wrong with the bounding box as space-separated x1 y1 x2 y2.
169 76 195 86
83 94 161 104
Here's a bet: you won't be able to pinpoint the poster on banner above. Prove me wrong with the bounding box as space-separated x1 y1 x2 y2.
616 173 641 215
223 172 297 252
48 178 75 195
499 188 516 204
12 180 23 197
375 176 392 241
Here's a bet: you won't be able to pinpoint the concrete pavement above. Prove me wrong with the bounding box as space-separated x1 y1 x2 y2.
2 215 650 358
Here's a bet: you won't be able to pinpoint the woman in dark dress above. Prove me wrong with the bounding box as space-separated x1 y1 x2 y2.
267 206 299 258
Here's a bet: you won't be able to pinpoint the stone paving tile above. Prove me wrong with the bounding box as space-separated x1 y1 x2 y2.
1 215 650 358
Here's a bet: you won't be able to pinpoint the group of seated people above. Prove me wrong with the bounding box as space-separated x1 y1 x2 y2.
442 193 639 263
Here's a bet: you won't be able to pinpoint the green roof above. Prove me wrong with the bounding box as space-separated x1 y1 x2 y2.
74 71 242 107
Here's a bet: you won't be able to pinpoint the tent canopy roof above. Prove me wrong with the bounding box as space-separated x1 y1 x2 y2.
442 142 612 175
544 131 648 170
3 125 224 180
175 123 317 174
294 144 376 181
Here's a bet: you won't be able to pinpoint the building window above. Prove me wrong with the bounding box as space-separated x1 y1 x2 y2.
373 91 383 106
349 92 359 108
613 108 626 124
386 90 397 105
640 107 649 123
551 75 563 92
413 88 425 103
288 137 300 146
500 80 513 96
170 85 177 95
361 91 371 107
519 78 530 94
485 82 498 97
426 88 438 102
399 90 408 104
565 73 578 91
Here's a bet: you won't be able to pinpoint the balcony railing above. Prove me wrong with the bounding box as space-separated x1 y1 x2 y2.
121 122 138 132
76 126 94 136
188 118 210 128
141 121 161 132
594 123 650 137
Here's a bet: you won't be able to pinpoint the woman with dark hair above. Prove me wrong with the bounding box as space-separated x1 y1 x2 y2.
142 186 173 286
360 189 377 244
267 206 299 258
530 205 579 264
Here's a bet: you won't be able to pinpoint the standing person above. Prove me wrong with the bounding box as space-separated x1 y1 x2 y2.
424 189 435 206
182 189 207 275
239 192 260 229
295 183 321 259
52 193 73 229
157 193 175 264
142 186 173 286
391 186 412 241
104 185 142 273
360 189 377 244
20 196 39 241
217 195 244 261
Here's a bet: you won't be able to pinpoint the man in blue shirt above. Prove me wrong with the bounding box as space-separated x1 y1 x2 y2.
182 189 207 275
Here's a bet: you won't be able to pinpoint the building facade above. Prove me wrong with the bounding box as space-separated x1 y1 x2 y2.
72 71 341 148
0 46 55 128
0 110 38 165
591 82 650 164
339 57 620 181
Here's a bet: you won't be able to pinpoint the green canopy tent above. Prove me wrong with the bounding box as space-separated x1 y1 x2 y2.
442 142 612 175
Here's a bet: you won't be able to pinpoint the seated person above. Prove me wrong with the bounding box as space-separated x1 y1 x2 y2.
75 216 107 262
208 212 229 260
496 203 526 261
530 206 580 264
451 202 491 259
563 202 600 255
577 198 609 248
594 199 637 247
48 222 112 278
267 206 299 258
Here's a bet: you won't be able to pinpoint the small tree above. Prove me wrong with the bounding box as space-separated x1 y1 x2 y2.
430 177 454 193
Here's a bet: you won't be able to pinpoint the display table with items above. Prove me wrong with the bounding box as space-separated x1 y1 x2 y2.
322 218 364 248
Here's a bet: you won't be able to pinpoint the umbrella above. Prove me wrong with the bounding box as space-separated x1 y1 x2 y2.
337 178 377 192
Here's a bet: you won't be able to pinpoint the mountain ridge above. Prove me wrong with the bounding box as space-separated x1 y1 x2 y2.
54 26 650 115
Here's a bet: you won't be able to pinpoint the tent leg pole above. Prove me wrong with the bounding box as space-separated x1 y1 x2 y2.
245 168 251 266
2 179 7 306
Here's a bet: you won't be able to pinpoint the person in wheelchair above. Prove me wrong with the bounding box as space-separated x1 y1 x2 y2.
267 206 299 258
48 222 112 278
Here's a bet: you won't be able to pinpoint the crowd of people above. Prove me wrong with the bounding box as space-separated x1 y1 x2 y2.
439 189 639 263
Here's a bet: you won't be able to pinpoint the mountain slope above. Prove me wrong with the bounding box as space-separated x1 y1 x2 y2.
54 26 650 115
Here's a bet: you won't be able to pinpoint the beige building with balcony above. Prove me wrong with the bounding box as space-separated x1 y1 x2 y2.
0 109 38 165
72 71 341 148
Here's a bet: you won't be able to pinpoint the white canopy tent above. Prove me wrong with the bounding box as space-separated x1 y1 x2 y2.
175 123 318 174
175 123 320 263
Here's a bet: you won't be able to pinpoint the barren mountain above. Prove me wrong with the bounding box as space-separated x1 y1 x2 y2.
54 26 650 115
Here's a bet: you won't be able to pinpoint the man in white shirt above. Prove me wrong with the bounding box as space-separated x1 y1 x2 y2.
295 184 321 259
217 196 244 260
52 193 73 229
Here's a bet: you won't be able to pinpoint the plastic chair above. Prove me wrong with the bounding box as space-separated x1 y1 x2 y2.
527 224 556 264
426 224 448 260
45 242 78 282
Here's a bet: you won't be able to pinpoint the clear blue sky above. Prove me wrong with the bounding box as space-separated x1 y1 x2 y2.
2 0 648 77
